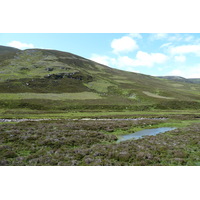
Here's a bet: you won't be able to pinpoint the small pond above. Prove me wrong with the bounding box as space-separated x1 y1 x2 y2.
118 127 176 142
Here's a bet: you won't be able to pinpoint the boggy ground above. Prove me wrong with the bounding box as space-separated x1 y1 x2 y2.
0 118 199 166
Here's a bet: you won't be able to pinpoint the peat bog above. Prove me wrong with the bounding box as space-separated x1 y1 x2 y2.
0 116 200 166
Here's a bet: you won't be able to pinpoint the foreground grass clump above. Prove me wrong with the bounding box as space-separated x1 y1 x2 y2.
0 119 199 166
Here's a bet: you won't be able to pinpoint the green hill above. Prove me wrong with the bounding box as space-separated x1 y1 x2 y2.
0 46 200 111
0 45 20 55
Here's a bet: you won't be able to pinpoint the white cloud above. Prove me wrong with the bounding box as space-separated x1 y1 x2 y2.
115 51 168 68
184 35 194 42
134 51 169 67
167 34 196 42
117 56 137 67
150 33 168 40
90 54 141 72
194 38 200 44
168 34 197 42
169 44 200 56
91 51 168 69
7 41 35 49
174 55 186 62
168 65 200 78
168 35 182 42
90 52 200 78
160 42 172 48
111 36 138 53
90 54 116 66
151 34 195 43
129 33 142 39
169 69 183 76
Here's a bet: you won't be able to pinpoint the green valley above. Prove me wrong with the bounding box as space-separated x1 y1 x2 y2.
0 45 200 166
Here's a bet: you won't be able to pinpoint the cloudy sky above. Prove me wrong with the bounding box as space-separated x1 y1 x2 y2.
1 33 200 78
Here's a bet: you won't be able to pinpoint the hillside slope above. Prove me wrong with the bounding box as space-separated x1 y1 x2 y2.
0 47 200 111
0 45 20 55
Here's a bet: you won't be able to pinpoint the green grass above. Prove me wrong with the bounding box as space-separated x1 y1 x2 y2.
148 119 200 128
84 79 114 93
0 108 200 120
0 122 18 125
103 118 200 136
0 92 102 100
143 91 175 99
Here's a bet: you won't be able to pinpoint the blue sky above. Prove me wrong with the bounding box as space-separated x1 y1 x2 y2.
1 33 200 78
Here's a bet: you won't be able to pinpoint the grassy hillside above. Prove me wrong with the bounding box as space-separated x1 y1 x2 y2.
0 46 200 112
0 45 20 55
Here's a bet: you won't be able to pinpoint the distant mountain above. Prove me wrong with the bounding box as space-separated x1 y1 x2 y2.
157 76 200 84
188 78 200 84
0 46 200 110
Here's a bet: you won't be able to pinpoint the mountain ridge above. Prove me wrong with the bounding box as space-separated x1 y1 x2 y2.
157 76 200 84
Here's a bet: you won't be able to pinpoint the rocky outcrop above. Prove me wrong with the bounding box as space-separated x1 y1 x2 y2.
44 72 93 81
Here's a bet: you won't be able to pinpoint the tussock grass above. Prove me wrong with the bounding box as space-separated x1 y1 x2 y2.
0 92 102 100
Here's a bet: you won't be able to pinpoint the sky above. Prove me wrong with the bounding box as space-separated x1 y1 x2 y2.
1 33 200 78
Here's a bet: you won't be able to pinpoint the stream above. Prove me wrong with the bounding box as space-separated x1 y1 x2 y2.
0 117 167 122
118 127 176 142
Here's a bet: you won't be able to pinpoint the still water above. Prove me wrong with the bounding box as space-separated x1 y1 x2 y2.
118 127 176 142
